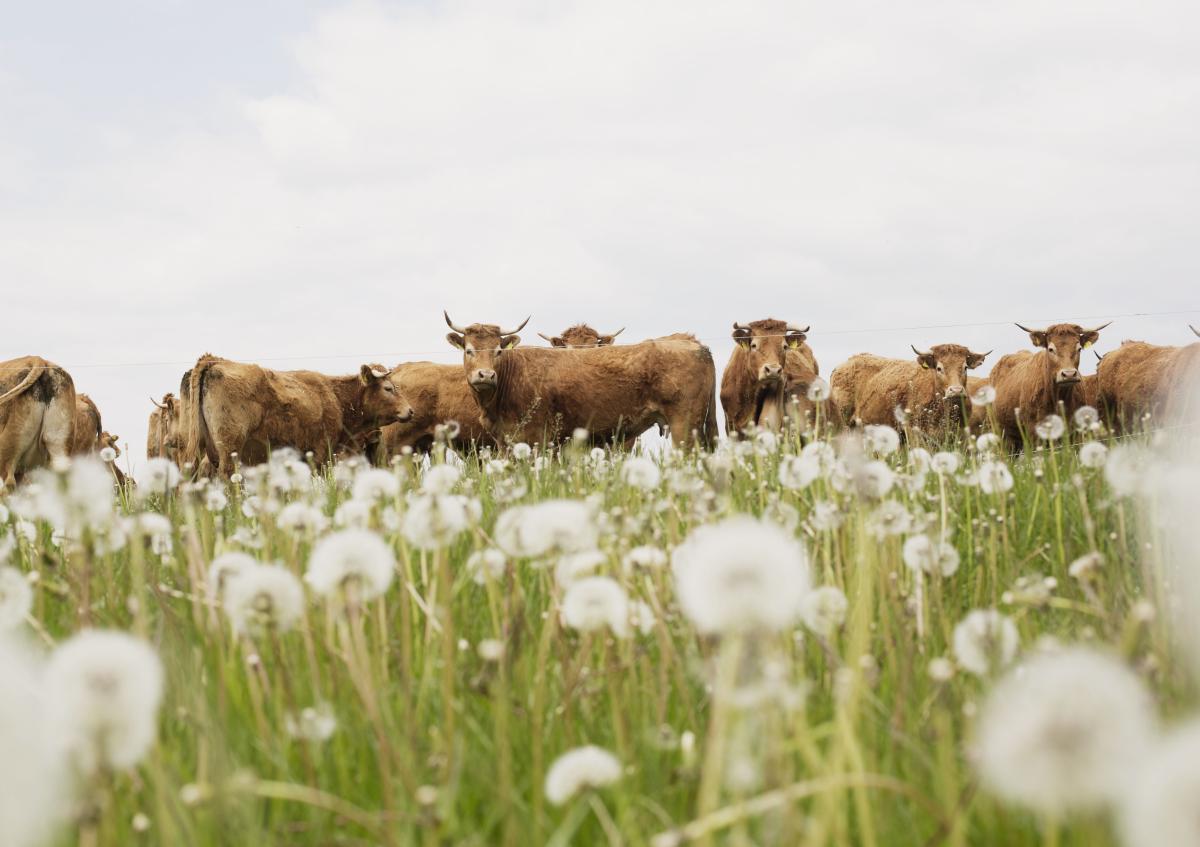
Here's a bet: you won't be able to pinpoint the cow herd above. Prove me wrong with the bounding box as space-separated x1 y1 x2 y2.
2 317 1198 487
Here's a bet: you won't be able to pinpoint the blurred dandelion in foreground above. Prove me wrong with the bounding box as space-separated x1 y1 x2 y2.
544 745 622 806
801 586 847 638
141 458 181 496
223 565 305 636
621 457 661 490
305 529 395 601
0 638 63 847
285 704 337 744
972 384 996 407
672 516 811 635
778 455 820 490
931 451 960 475
975 648 1154 815
494 499 598 558
1073 405 1100 431
953 610 1018 676
207 551 257 600
1035 414 1066 442
561 576 630 638
46 629 164 775
466 548 507 584
863 425 900 456
977 461 1014 495
0 567 33 630
1119 720 1200 847
902 535 960 578
1079 441 1108 469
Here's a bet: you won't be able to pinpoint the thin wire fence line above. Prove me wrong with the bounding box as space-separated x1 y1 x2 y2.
1 307 1197 372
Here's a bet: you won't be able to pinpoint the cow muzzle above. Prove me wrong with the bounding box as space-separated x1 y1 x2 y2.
396 407 414 423
1055 369 1080 384
470 370 498 390
943 385 966 400
758 363 783 384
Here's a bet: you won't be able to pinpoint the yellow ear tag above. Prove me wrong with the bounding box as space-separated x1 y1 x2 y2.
1083 341 1092 349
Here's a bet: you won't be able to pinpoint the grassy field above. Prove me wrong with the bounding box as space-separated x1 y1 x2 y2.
1 414 1194 847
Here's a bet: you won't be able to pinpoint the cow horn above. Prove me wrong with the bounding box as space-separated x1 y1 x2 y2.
1191 324 1200 338
911 345 932 357
975 349 993 359
1084 321 1112 334
608 327 625 340
1094 350 1104 363
537 332 554 343
370 366 389 378
733 322 750 331
1014 322 1043 334
500 316 530 336
444 310 468 334
787 324 809 334
150 396 165 409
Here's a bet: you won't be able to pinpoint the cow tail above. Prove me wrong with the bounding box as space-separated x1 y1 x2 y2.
183 355 216 471
0 357 47 406
701 347 719 449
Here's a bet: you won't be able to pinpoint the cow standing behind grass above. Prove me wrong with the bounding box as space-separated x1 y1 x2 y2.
1097 326 1200 431
831 344 988 439
373 361 494 458
445 313 717 448
184 355 414 477
989 322 1109 445
720 319 817 436
537 324 624 349
0 355 76 489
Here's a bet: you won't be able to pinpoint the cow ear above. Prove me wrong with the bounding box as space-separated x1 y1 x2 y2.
447 332 465 350
359 364 374 385
1080 331 1100 349
598 335 616 346
916 353 936 369
967 351 989 369
732 327 751 349
1028 330 1048 348
549 336 567 348
502 334 521 350
786 334 805 349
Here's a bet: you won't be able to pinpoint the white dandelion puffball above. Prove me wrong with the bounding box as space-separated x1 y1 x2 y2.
856 460 895 499
466 548 507 585
306 529 395 600
561 577 630 638
0 568 33 630
1035 414 1066 441
802 586 848 638
863 425 900 456
46 629 164 773
223 565 305 636
422 464 461 495
902 536 961 578
972 384 996 406
511 442 532 461
672 516 812 635
976 432 1001 453
1078 441 1108 469
977 461 1014 495
401 493 478 550
1119 720 1200 847
623 545 668 572
352 469 401 501
807 378 830 402
778 455 820 490
493 500 598 558
1073 405 1100 431
0 638 64 847
621 457 661 490
953 609 1019 676
931 451 960 475
207 551 257 599
141 458 181 494
554 550 607 588
976 648 1155 816
1105 445 1151 497
544 745 622 806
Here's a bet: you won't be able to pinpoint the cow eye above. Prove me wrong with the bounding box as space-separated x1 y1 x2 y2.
1047 344 1056 353
384 383 394 393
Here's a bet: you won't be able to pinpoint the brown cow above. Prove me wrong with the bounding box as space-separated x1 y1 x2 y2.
780 342 826 435
1097 328 1200 430
537 324 625 348
373 361 494 459
70 394 104 456
990 322 1109 444
147 393 178 460
830 344 988 437
0 356 76 489
185 355 415 477
720 319 813 435
445 313 717 447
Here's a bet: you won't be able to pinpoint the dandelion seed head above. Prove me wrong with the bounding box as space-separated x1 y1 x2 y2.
863 425 900 456
544 745 622 806
422 464 461 495
223 564 305 636
0 637 63 847
494 499 598 558
207 551 257 599
466 548 507 585
977 460 1014 495
902 535 961 578
802 586 847 638
0 567 33 631
954 609 1019 676
561 576 629 637
1035 414 1066 441
305 529 395 601
778 455 820 490
621 457 661 490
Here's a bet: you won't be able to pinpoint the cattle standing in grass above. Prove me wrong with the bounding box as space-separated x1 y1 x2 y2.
990 322 1109 444
720 319 814 435
445 313 717 447
537 325 625 349
1097 327 1200 430
185 355 414 477
831 344 988 437
0 356 76 488
147 393 178 459
374 362 494 458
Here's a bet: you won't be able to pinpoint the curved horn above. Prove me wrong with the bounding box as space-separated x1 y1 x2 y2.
500 316 530 336
1084 321 1112 334
975 349 993 359
1191 324 1199 339
911 344 932 357
537 332 554 343
787 324 810 334
150 396 166 409
1094 349 1104 363
1014 322 1043 334
733 322 750 331
607 327 625 340
444 310 467 334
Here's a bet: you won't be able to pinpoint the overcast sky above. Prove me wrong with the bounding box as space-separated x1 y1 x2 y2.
3 0 1199 476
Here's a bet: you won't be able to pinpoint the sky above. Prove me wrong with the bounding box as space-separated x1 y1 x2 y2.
3 0 1199 477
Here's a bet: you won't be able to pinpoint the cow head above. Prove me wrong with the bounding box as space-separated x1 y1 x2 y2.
1016 322 1110 386
445 312 530 400
733 319 809 388
911 344 990 401
357 364 414 424
152 393 186 451
538 324 624 348
99 431 121 456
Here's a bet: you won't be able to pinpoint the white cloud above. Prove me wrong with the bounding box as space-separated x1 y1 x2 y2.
2 0 1199 474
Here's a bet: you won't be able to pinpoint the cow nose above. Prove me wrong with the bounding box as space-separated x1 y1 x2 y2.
944 385 964 396
397 407 413 423
473 369 496 383
760 363 783 379
1057 368 1079 382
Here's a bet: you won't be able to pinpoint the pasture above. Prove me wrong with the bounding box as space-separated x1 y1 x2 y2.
2 410 1195 847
